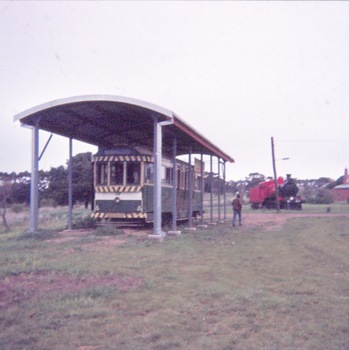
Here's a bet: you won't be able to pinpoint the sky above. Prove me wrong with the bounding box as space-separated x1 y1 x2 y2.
0 1 348 181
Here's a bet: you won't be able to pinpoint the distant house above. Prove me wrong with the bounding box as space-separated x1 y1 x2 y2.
332 168 349 202
332 184 349 202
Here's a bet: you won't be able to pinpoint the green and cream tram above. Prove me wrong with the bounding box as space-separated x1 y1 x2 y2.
91 147 202 225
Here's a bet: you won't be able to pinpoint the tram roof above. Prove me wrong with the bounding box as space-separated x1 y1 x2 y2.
14 95 234 163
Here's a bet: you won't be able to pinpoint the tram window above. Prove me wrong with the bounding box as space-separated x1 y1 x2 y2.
96 163 108 185
126 162 141 185
110 162 124 185
144 163 154 183
165 167 173 185
160 166 166 184
179 168 187 189
195 174 201 190
177 169 181 189
184 171 188 190
178 168 186 189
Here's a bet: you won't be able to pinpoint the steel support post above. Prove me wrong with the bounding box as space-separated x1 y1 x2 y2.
172 137 177 230
153 118 163 236
210 155 213 223
68 138 73 230
218 157 221 221
188 147 193 227
200 153 204 224
223 161 227 221
151 117 174 238
29 117 40 233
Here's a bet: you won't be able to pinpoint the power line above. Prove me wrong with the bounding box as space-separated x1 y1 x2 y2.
277 139 349 143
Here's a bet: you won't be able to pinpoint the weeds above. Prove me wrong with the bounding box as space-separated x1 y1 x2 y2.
71 216 97 229
0 208 348 350
18 228 59 240
95 225 125 236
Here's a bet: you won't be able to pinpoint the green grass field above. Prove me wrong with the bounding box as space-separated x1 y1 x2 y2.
0 203 348 349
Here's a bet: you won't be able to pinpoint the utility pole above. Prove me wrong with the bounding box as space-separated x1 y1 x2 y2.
271 137 280 212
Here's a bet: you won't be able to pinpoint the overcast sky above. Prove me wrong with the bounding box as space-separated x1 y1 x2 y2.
1 1 348 181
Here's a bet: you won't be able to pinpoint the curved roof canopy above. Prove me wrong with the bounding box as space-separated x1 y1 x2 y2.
14 95 234 162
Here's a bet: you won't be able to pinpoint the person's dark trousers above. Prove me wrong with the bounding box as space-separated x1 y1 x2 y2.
232 209 242 227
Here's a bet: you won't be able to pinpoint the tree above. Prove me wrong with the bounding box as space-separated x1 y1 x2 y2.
244 173 266 192
315 189 334 204
326 176 344 189
45 166 68 206
0 178 11 231
41 152 93 207
71 152 93 208
11 171 31 204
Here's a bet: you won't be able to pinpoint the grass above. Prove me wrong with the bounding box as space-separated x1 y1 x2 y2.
0 203 348 349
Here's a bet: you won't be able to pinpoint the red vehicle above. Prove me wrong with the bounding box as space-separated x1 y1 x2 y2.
249 175 302 210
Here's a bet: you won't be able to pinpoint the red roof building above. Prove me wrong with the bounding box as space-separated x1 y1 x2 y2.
332 168 349 202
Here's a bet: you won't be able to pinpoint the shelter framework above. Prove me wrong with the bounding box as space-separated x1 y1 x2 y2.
14 95 234 236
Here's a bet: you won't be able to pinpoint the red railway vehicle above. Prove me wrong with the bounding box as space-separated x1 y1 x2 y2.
249 174 302 210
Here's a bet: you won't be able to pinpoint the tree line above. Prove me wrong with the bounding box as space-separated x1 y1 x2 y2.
224 172 343 204
0 152 93 210
1 153 343 211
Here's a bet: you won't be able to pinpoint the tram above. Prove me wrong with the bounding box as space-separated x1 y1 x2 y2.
91 146 202 225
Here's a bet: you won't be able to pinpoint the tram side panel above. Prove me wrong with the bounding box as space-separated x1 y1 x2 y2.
94 186 144 220
94 184 201 222
143 184 201 222
177 188 201 220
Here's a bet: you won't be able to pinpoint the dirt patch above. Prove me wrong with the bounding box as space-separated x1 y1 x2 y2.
45 213 349 249
82 237 128 251
49 229 128 252
241 213 290 231
52 229 102 243
0 270 144 310
237 212 349 231
51 228 148 251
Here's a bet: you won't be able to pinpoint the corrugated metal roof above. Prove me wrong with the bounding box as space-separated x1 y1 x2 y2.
334 184 349 190
14 95 234 162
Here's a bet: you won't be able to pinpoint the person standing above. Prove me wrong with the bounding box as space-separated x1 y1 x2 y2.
232 194 242 227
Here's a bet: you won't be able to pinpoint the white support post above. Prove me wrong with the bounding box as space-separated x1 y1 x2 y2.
200 153 204 225
172 137 177 230
188 147 193 228
150 117 173 239
223 160 227 221
152 118 163 236
210 155 213 223
67 137 73 230
29 117 40 233
218 157 221 222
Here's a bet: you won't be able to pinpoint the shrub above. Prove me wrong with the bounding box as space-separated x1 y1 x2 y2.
71 216 97 229
40 198 58 208
11 203 26 213
95 225 124 236
308 189 334 204
18 229 58 240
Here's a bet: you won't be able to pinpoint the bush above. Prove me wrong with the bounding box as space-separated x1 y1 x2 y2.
18 229 59 240
308 189 334 204
95 225 124 236
11 203 27 213
71 216 97 229
40 198 58 208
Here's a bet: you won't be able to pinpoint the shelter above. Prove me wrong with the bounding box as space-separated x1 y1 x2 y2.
14 95 234 236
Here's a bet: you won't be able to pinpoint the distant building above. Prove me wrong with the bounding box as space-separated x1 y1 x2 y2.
332 168 349 202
